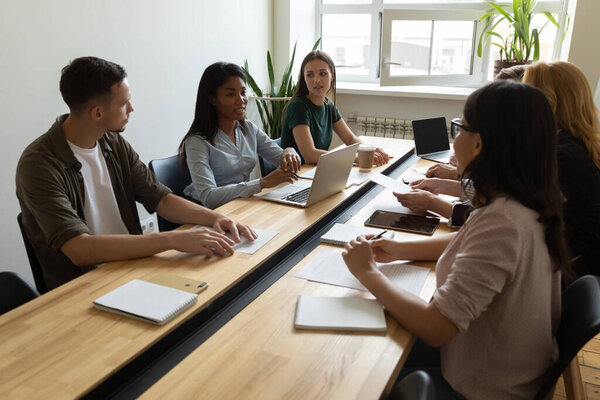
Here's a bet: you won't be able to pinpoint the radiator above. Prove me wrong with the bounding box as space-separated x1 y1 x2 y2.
346 114 452 140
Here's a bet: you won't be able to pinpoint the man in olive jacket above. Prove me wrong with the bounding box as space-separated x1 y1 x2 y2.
16 56 256 290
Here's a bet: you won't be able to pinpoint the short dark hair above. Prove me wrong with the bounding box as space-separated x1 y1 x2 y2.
59 56 127 112
462 80 568 273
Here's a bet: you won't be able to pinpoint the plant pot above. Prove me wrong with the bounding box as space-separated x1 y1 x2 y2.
493 60 531 78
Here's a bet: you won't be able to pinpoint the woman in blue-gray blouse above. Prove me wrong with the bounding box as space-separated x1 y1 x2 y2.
178 62 301 209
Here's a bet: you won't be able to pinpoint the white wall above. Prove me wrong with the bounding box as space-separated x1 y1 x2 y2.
0 0 272 283
565 0 600 90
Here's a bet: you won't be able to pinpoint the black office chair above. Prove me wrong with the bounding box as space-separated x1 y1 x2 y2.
17 213 48 294
534 274 600 400
0 271 40 316
148 155 192 232
259 137 282 177
390 370 435 400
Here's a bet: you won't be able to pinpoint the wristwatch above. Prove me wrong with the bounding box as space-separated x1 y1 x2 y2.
448 201 472 228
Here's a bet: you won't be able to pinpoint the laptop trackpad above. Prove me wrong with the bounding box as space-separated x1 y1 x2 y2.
261 180 311 200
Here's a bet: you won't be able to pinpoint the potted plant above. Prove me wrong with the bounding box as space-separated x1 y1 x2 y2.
477 0 563 76
244 39 320 139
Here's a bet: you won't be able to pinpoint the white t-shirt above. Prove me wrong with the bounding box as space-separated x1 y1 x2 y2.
67 141 129 235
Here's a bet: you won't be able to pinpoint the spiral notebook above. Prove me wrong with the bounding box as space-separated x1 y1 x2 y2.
320 223 394 246
93 279 198 325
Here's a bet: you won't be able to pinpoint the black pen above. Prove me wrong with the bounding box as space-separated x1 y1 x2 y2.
369 229 388 241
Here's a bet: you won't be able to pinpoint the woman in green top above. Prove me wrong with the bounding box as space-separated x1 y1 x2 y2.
281 50 389 165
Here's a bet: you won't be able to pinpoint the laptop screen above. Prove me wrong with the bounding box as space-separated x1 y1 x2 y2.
412 117 450 155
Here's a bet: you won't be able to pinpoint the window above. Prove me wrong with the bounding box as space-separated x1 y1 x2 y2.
318 0 566 86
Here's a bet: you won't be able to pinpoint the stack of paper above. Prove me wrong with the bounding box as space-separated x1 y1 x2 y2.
294 251 429 295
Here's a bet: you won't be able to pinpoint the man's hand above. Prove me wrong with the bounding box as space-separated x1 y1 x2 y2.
212 213 257 243
170 228 235 256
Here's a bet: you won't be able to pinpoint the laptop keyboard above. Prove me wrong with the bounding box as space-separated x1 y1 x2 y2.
282 187 311 204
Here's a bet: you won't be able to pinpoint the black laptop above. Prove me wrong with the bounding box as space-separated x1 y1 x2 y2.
412 117 453 163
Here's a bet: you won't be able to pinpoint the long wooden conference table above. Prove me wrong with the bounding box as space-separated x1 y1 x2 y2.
0 137 453 399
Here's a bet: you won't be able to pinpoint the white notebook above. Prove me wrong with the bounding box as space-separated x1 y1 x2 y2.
294 295 387 332
93 279 198 325
320 223 394 246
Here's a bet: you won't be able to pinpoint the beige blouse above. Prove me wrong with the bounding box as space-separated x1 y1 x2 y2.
433 196 561 399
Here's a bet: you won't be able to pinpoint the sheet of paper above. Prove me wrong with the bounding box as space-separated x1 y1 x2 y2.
193 226 278 255
300 168 372 187
346 169 373 186
295 251 429 296
231 229 278 254
299 168 316 179
370 173 411 194
411 166 429 175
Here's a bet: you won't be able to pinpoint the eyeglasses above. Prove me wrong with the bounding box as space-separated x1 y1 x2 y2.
450 117 476 139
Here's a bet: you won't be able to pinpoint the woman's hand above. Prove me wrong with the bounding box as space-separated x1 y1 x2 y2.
370 238 406 263
410 178 461 197
280 148 301 173
373 147 390 166
425 163 458 179
393 190 438 213
260 168 298 189
342 236 380 282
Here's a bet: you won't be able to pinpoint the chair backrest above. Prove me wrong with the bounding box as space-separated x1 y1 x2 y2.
17 213 48 294
391 370 435 400
148 155 192 232
534 275 600 399
259 137 282 177
0 271 40 316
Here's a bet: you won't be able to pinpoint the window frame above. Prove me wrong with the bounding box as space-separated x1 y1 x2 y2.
317 0 567 86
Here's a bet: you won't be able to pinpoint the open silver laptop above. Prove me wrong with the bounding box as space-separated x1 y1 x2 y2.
261 143 359 207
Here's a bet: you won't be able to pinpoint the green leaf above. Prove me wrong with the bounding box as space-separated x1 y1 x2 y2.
243 65 264 98
543 11 559 27
532 29 540 61
267 51 275 94
312 37 322 50
488 2 514 23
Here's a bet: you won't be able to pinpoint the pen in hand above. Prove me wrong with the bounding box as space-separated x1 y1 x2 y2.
369 229 388 241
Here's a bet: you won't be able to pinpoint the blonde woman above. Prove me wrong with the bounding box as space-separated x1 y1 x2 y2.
524 61 600 277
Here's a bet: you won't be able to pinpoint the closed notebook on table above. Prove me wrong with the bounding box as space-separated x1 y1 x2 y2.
294 295 387 332
93 279 198 325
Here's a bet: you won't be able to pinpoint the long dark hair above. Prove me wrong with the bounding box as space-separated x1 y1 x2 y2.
178 62 248 163
290 50 336 105
462 80 569 273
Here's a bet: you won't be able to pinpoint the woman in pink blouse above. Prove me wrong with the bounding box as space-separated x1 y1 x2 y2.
342 81 570 399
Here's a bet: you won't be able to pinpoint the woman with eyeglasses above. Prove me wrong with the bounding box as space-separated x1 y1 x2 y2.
342 81 568 398
523 61 600 278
